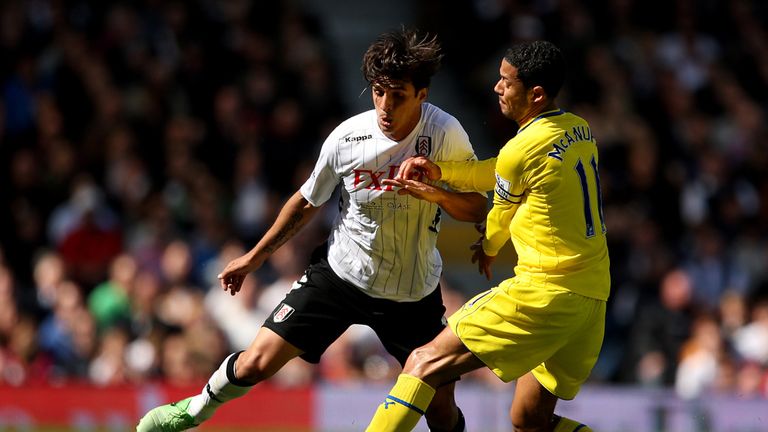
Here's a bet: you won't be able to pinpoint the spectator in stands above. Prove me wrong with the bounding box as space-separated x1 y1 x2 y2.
623 268 694 386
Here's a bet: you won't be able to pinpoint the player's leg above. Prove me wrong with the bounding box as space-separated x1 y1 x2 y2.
425 382 465 432
137 259 350 432
508 373 596 432
526 294 605 432
366 326 485 432
508 373 593 432
508 372 559 432
372 285 469 432
137 327 301 432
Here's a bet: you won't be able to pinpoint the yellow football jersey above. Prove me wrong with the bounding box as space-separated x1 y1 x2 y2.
440 109 610 301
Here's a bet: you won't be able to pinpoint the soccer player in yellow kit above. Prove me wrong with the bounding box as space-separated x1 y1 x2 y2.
367 40 609 431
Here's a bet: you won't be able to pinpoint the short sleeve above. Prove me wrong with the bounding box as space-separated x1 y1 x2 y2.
438 118 480 193
299 136 341 206
441 117 477 163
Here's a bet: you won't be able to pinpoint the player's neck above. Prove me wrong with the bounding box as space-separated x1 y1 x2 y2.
517 101 559 127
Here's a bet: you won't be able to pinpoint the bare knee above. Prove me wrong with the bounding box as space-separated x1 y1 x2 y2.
510 405 555 432
234 328 302 384
234 350 280 384
509 373 558 432
405 333 482 388
404 345 443 385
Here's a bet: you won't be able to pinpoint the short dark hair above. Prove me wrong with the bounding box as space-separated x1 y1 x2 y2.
504 41 566 98
362 28 443 91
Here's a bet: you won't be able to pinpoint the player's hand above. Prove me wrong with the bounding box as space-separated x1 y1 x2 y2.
474 220 486 235
381 178 445 203
217 254 261 296
396 156 442 181
470 236 495 281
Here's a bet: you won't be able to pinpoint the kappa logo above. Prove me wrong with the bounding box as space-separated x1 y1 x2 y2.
273 303 295 323
344 134 373 143
415 136 432 156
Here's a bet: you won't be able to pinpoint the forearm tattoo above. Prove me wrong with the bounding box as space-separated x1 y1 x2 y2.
263 210 305 254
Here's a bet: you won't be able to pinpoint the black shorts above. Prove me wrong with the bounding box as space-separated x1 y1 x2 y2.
262 259 447 365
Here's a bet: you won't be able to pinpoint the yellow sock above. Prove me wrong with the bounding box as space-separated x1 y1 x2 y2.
553 415 592 432
366 374 436 432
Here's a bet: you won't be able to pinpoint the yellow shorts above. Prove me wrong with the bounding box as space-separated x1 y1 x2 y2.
447 277 606 400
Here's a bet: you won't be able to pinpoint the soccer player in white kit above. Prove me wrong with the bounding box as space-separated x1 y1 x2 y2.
137 28 487 432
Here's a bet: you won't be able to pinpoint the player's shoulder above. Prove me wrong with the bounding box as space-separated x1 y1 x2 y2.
557 110 590 127
538 111 591 137
519 111 589 145
326 110 378 142
420 103 463 132
333 110 374 132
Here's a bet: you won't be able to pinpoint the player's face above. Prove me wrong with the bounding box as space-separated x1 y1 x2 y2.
372 80 426 141
494 59 532 123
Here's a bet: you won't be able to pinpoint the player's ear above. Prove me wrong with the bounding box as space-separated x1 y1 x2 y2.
416 87 428 101
530 85 546 104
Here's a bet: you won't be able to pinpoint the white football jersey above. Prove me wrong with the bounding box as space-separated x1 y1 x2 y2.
300 103 478 301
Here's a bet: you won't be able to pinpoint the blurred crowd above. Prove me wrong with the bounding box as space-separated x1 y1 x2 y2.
418 0 768 399
1 0 767 401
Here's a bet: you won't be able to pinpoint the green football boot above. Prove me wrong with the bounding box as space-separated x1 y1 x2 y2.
136 397 199 432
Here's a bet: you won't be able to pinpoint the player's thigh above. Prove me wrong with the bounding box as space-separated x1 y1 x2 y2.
262 261 359 364
447 282 565 382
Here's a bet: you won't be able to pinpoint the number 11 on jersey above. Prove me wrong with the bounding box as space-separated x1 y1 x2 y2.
574 155 606 238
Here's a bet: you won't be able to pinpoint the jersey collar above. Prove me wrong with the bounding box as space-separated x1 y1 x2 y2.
516 109 565 136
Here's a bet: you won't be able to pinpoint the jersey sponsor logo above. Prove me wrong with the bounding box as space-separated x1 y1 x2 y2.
360 201 412 211
547 125 594 161
273 303 295 323
344 134 373 143
353 165 400 190
415 136 432 156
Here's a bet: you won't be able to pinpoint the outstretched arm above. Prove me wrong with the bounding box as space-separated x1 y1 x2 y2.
441 190 488 223
382 177 488 223
218 191 321 295
396 156 497 192
396 156 443 181
384 156 490 222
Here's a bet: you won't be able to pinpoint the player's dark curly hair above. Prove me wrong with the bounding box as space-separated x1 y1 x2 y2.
504 40 566 98
362 28 443 91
